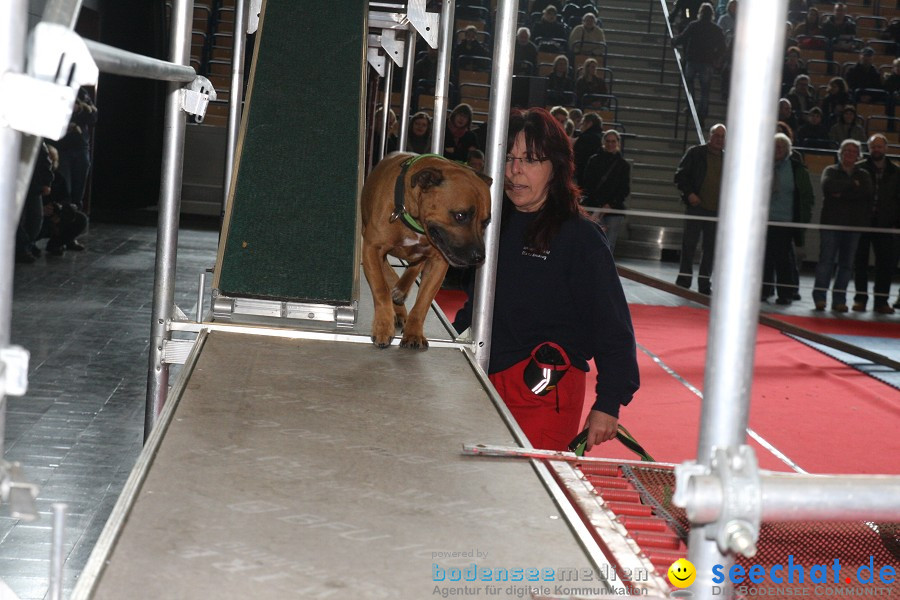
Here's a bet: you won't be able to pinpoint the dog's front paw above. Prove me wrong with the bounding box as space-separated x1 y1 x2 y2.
371 319 395 349
400 331 429 350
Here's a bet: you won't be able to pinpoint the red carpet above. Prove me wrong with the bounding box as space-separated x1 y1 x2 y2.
435 293 900 474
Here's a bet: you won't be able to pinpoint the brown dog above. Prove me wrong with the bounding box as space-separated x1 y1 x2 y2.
360 152 491 349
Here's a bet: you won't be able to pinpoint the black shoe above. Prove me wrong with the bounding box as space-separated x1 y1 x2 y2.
15 252 36 264
675 278 691 289
65 240 86 251
46 244 64 257
792 292 801 301
29 245 42 258
775 298 792 305
699 288 712 296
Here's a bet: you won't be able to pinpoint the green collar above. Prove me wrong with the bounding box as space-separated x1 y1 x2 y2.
391 153 446 235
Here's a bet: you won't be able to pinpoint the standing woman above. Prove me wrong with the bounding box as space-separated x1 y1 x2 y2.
454 108 639 451
582 129 630 251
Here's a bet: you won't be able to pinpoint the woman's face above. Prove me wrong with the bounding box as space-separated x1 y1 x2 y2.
452 112 469 128
554 60 567 74
585 61 596 75
602 133 620 154
412 118 428 136
842 110 855 123
505 132 553 213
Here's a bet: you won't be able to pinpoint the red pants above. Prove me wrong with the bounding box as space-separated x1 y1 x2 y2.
489 357 586 451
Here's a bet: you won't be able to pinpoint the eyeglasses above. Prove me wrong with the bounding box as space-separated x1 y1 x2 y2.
505 155 549 166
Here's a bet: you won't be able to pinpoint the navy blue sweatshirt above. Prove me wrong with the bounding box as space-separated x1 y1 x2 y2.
455 209 640 417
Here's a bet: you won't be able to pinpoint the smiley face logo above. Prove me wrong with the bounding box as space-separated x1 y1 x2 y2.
667 558 696 588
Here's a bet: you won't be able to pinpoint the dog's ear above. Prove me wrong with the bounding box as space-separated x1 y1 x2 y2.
477 172 493 187
411 167 444 190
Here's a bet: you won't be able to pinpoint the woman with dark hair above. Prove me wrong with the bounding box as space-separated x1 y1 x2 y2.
407 111 432 154
443 103 479 162
821 77 851 125
454 108 639 452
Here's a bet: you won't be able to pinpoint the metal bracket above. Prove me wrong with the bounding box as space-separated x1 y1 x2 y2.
162 338 196 365
381 28 405 68
407 0 439 48
367 38 386 77
181 76 216 120
0 345 30 397
0 461 39 521
0 22 98 140
211 294 357 327
674 446 761 557
248 0 262 34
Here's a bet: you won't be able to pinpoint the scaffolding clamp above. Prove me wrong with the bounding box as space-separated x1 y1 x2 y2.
0 345 29 398
0 22 98 140
0 461 38 521
181 76 216 120
674 445 761 557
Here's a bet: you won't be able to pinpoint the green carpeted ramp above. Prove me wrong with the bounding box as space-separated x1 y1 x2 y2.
214 0 366 308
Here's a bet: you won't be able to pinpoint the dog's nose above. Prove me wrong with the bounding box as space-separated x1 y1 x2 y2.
470 248 485 265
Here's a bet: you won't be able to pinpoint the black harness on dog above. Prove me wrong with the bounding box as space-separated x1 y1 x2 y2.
391 153 446 235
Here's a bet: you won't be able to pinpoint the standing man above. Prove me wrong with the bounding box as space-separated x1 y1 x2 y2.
762 133 814 305
675 123 726 295
814 139 874 312
853 133 900 314
673 3 726 127
573 112 604 185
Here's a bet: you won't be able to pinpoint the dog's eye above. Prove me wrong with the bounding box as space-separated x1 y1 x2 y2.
452 211 472 224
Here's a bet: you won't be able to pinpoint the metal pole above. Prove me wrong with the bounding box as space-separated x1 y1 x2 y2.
471 0 516 372
397 30 417 152
759 475 900 522
48 502 67 600
83 39 196 82
688 0 788 598
378 60 394 161
14 0 83 222
430 0 455 154
223 0 248 210
0 0 27 457
145 0 192 441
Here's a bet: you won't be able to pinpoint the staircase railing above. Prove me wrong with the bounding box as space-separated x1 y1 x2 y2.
657 0 705 149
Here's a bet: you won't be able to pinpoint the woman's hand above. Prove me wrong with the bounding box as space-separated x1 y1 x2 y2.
585 410 618 450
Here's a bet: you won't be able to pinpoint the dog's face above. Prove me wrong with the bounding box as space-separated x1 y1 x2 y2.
409 164 492 268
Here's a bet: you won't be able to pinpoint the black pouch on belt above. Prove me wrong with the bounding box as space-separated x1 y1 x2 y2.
522 342 571 397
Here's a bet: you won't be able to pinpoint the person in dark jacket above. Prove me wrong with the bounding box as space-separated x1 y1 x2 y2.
513 27 539 75
675 123 726 295
673 3 727 125
531 5 568 46
796 107 832 148
813 138 874 312
443 103 479 162
572 112 604 185
54 86 97 209
845 47 883 102
582 129 630 251
453 108 639 452
762 134 814 305
852 134 900 313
